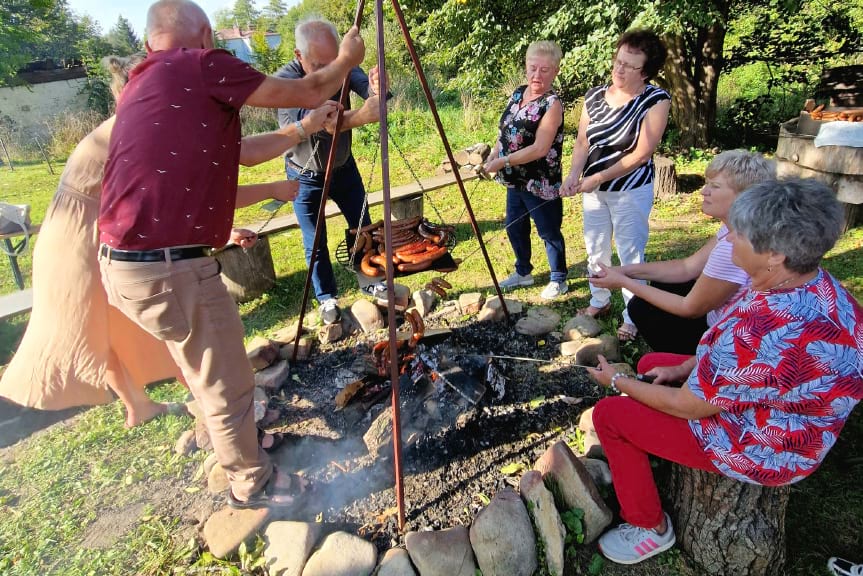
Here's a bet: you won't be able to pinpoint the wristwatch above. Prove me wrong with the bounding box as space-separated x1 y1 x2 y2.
294 120 307 141
504 155 512 169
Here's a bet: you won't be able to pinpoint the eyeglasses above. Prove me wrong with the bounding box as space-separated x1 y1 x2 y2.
612 59 643 73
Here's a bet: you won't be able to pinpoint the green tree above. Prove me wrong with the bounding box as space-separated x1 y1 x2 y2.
214 7 236 31
249 30 284 73
1 0 58 82
105 15 141 55
261 0 288 31
233 0 261 30
0 0 104 86
403 0 863 147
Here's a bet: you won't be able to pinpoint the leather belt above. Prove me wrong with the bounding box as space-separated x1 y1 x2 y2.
99 244 212 262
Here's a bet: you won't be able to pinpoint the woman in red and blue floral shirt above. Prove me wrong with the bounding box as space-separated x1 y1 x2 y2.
586 178 863 565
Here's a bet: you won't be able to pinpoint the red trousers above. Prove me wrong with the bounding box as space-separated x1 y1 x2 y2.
592 395 718 528
637 352 693 377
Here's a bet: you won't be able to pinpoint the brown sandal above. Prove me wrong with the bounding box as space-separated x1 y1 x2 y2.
577 303 612 318
617 322 639 342
227 468 310 510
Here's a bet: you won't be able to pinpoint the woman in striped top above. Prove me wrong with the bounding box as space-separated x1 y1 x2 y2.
561 29 670 340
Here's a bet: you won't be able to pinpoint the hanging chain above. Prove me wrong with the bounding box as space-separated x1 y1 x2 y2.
388 133 447 225
251 139 322 237
348 141 379 257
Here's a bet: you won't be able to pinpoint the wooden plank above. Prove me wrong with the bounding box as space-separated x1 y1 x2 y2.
254 172 479 236
0 288 33 320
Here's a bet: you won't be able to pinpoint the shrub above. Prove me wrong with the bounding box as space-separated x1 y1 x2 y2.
45 110 106 159
714 62 813 150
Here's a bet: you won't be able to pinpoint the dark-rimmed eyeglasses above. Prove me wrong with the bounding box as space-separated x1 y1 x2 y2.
612 59 643 73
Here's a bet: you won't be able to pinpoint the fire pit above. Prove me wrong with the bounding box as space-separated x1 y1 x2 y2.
268 305 600 551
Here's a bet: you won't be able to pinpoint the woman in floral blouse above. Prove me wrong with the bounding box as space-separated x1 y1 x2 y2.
587 179 863 565
483 40 566 300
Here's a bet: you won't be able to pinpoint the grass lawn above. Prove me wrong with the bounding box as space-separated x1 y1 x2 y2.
0 104 861 575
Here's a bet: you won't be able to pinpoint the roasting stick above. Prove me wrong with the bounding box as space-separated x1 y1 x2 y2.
486 355 657 383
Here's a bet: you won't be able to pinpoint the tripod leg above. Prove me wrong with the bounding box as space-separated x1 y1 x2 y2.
374 0 408 533
388 0 511 323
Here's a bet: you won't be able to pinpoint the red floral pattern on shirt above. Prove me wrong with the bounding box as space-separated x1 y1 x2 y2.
688 269 863 486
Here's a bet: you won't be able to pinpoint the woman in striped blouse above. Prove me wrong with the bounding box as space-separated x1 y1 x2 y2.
561 29 670 341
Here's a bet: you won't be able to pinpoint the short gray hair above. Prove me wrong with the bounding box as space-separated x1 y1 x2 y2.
705 149 775 194
295 17 339 56
526 41 562 68
729 179 844 274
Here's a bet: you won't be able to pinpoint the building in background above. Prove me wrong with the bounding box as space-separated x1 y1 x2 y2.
215 27 282 64
0 62 88 137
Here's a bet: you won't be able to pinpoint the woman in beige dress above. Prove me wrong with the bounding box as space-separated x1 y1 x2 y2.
0 54 336 427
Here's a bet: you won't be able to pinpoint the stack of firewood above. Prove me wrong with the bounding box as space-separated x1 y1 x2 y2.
435 143 492 176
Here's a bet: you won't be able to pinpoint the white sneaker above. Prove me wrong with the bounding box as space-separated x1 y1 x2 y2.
540 281 568 300
499 272 534 289
598 513 676 565
319 298 341 325
828 557 863 576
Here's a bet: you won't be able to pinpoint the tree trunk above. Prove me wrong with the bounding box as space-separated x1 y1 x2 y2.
653 155 678 199
666 465 790 576
215 236 276 303
663 6 728 149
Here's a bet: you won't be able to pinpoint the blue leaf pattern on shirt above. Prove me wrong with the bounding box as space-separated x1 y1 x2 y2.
807 341 860 377
687 270 863 486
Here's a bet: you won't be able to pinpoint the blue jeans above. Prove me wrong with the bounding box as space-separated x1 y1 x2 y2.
505 187 567 282
286 155 371 302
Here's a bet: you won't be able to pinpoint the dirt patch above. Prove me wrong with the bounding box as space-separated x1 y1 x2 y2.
79 477 216 550
80 501 148 549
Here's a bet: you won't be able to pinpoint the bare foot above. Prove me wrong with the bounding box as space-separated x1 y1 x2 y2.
124 401 171 428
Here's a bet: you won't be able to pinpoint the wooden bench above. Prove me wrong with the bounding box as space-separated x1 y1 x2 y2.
0 288 33 320
1 223 39 291
217 171 480 302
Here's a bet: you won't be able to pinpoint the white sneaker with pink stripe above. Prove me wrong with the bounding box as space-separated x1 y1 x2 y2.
598 512 676 565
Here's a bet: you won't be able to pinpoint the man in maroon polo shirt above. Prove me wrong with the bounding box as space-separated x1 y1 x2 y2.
98 0 364 508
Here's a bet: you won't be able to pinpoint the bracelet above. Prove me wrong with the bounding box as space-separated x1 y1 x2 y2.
504 155 511 169
294 120 307 141
609 372 627 394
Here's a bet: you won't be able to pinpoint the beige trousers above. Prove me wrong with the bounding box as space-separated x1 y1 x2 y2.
99 254 271 500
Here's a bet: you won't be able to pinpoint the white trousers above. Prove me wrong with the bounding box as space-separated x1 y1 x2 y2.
582 181 654 325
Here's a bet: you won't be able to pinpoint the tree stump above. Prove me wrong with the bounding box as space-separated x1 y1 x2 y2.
391 194 424 221
215 236 276 303
453 149 471 166
654 156 678 199
666 465 790 576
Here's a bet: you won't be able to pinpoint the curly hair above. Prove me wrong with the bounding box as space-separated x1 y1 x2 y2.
616 29 667 81
729 179 844 274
